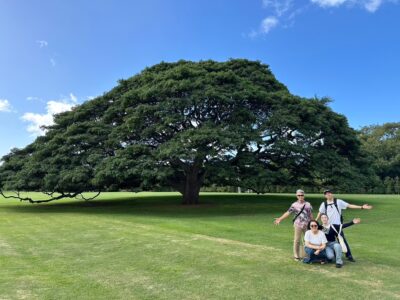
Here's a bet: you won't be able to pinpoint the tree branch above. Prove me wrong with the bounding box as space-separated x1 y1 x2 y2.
0 190 101 204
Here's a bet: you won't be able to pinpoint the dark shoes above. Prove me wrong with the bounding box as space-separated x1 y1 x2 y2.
347 256 356 262
336 264 343 268
302 258 311 264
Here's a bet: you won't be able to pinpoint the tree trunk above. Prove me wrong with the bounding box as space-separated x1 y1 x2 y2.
182 167 204 205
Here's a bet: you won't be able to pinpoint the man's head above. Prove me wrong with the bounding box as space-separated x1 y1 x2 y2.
296 189 305 202
323 189 333 200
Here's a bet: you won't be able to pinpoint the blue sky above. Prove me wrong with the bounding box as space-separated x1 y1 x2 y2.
1 0 399 159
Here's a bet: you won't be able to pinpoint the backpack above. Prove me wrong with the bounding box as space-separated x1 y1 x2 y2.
324 198 344 224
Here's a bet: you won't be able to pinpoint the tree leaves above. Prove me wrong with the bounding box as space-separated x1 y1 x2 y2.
0 59 368 203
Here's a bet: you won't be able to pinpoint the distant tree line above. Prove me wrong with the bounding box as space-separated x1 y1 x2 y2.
200 123 400 194
358 122 400 194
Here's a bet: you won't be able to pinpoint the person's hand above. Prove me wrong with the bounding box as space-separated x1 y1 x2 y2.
353 218 361 224
274 218 281 225
315 249 320 255
362 204 373 209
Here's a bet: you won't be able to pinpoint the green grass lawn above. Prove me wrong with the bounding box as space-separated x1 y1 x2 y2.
0 192 399 300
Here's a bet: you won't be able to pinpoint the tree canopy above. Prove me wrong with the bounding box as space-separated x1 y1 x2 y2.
359 122 400 178
358 123 400 193
0 59 366 204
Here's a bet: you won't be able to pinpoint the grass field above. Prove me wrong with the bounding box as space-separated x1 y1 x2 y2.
0 192 399 300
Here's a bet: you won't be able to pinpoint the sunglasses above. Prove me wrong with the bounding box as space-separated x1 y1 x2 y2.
310 224 318 228
296 195 304 197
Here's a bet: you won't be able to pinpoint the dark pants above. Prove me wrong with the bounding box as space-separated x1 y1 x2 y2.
341 232 353 258
303 247 328 263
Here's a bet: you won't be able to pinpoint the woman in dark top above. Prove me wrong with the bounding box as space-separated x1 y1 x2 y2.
320 213 361 268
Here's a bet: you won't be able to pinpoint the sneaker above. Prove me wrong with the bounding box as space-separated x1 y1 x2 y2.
347 256 356 262
336 264 343 268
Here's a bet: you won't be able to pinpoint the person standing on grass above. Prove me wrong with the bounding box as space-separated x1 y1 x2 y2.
320 213 361 268
274 189 313 261
303 220 328 264
315 189 372 262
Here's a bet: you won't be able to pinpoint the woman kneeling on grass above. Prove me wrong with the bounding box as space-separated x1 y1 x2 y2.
320 213 361 268
303 220 328 264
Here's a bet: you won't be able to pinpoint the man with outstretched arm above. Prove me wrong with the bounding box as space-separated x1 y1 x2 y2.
316 189 372 262
274 189 313 261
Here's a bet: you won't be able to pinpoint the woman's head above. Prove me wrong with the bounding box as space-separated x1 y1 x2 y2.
308 220 320 231
320 213 329 225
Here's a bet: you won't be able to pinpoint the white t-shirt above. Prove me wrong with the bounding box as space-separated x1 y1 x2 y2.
319 199 348 225
304 230 327 246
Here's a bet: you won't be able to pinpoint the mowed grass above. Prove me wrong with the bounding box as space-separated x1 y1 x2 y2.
0 192 399 300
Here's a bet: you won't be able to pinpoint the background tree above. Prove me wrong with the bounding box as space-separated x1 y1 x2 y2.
0 59 368 204
359 122 400 193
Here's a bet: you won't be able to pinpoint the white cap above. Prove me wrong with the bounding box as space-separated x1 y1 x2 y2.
296 189 305 195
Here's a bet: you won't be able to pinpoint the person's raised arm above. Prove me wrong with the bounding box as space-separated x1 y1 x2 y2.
341 218 361 229
347 204 373 210
316 211 321 221
274 211 290 225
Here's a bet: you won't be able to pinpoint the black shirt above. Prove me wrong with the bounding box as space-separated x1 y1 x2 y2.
322 221 354 242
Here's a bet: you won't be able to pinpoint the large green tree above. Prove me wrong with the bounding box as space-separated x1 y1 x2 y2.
0 59 366 204
358 123 400 193
359 122 400 178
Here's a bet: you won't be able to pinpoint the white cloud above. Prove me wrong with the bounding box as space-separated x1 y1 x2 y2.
263 0 293 16
248 1 295 37
22 112 54 136
26 96 45 103
0 99 12 112
364 0 383 11
251 0 396 38
70 93 78 103
21 96 78 136
311 0 347 7
47 100 76 115
311 0 388 11
36 40 48 48
261 16 279 33
287 6 309 21
248 16 279 38
36 40 59 67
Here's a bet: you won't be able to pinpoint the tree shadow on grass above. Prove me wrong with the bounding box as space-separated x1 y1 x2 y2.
0 193 364 218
